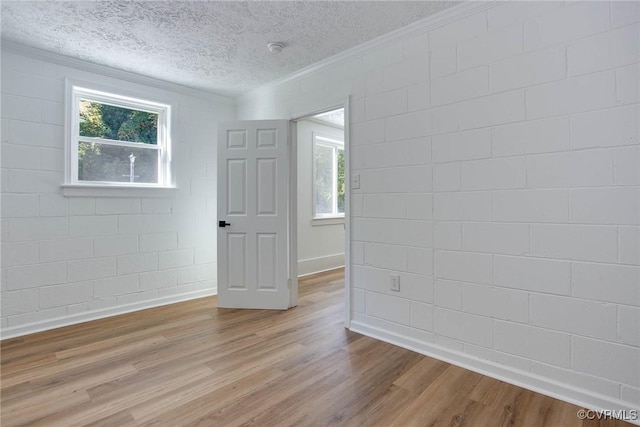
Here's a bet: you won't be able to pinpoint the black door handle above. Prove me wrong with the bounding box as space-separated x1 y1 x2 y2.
218 220 231 228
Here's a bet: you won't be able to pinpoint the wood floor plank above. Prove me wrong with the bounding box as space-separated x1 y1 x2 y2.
1 268 634 427
2 389 91 425
1 363 138 404
393 355 450 392
2 335 168 389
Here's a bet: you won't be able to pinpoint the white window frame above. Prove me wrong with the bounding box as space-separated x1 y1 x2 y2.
65 80 172 190
312 132 345 220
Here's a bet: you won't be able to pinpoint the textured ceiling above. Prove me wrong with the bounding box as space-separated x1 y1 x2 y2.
313 108 344 127
1 1 458 97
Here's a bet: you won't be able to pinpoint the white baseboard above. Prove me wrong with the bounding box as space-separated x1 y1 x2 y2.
349 319 640 426
298 253 344 277
1 288 217 340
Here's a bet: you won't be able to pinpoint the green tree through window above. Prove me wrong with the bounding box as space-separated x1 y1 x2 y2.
313 134 345 218
78 101 159 183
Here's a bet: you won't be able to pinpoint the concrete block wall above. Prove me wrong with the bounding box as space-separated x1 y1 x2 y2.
1 50 235 337
238 1 640 414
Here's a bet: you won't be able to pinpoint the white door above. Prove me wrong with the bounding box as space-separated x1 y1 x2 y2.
217 120 290 309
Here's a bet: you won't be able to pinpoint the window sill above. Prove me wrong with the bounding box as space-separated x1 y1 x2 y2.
311 217 345 226
61 184 178 198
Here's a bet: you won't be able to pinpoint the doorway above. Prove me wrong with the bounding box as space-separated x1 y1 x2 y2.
291 104 351 326
216 102 351 324
295 108 346 277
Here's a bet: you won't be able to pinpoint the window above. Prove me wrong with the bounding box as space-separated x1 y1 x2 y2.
67 83 171 188
313 133 345 219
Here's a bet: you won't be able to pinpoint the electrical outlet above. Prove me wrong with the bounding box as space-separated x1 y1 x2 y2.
390 274 400 292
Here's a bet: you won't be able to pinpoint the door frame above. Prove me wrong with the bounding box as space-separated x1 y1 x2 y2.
288 97 351 327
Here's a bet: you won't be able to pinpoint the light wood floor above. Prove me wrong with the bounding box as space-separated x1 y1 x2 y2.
1 269 632 426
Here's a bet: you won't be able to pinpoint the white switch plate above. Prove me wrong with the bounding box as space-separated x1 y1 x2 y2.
390 274 400 292
351 173 360 189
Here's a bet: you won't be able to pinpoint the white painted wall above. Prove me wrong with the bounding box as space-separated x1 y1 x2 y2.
238 1 640 417
296 119 345 276
1 49 235 338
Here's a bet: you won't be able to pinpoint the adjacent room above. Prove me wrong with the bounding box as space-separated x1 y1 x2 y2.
297 108 346 277
1 1 638 426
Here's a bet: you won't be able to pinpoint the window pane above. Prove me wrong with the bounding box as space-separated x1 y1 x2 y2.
78 142 158 183
337 148 345 214
79 100 158 144
315 144 334 215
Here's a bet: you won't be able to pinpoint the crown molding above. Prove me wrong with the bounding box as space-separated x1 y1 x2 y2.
1 39 235 106
239 0 502 102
